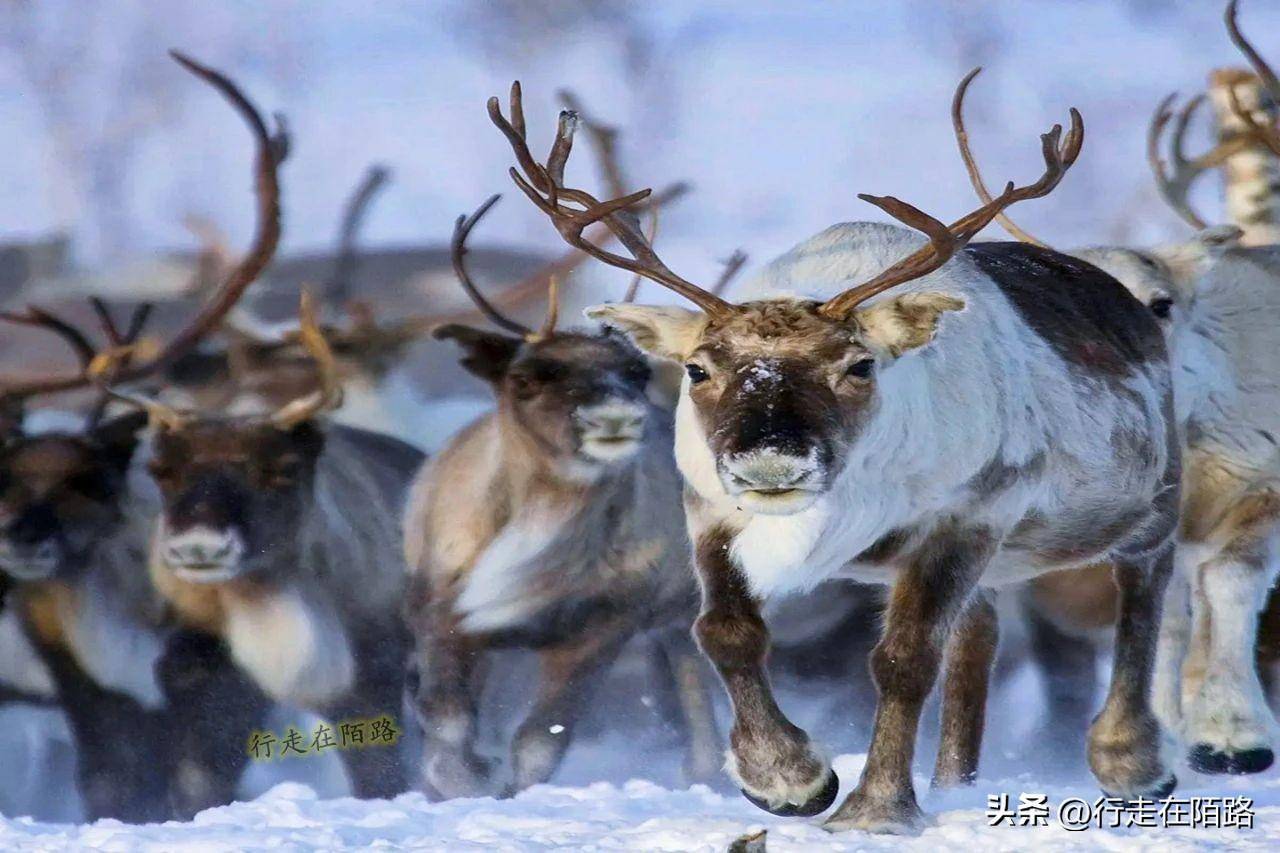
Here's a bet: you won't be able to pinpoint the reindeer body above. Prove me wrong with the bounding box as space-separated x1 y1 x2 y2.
595 222 1179 832
1023 238 1280 775
694 225 1174 594
0 417 174 821
149 422 423 798
405 329 719 798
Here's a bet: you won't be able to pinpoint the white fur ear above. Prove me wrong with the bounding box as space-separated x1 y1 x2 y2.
855 292 965 357
584 304 708 363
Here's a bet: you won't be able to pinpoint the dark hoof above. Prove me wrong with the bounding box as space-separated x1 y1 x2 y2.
1189 744 1274 775
740 769 839 817
1102 774 1177 805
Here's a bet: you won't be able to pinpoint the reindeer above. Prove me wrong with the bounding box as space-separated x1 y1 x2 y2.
953 6 1280 778
0 50 290 820
486 77 1181 834
122 284 425 801
403 188 721 799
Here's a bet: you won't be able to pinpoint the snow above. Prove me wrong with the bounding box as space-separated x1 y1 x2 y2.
2 763 1278 851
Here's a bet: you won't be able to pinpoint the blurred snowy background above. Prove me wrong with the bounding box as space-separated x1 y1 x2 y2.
1 0 1277 284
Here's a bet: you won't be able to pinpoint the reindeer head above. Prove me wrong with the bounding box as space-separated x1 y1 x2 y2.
437 194 653 472
140 293 340 583
486 79 1081 514
0 411 147 582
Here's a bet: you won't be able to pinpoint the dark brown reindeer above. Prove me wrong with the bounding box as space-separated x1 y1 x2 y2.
491 78 1181 834
403 188 720 799
0 50 289 821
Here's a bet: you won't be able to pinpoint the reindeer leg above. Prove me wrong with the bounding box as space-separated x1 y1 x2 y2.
1086 544 1177 799
931 592 998 789
328 627 412 799
692 525 837 818
409 601 491 800
1023 600 1099 771
824 525 995 835
157 629 272 819
655 624 723 786
1183 492 1280 774
1152 560 1191 738
506 614 634 793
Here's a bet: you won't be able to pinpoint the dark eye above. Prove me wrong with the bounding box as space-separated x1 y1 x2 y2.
1149 297 1173 319
846 358 875 379
685 364 709 384
66 473 113 502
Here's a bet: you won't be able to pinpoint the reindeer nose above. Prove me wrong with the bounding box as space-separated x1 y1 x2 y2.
577 401 646 436
164 526 241 570
722 449 821 493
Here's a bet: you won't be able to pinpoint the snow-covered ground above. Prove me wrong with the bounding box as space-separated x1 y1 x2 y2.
2 762 1278 851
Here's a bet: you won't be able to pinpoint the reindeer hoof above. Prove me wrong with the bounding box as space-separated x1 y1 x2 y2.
1102 774 1177 805
740 769 839 817
1190 744 1274 775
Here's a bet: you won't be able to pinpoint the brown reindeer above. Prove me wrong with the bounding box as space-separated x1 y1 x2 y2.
491 78 1180 834
403 192 720 799
0 50 289 820
130 289 425 801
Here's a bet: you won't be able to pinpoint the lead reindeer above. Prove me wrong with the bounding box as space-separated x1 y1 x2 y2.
403 188 720 799
954 3 1280 778
489 79 1180 834
0 50 291 820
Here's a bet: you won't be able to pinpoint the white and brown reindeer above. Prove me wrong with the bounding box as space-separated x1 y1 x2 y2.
489 78 1182 834
954 1 1280 779
0 50 292 820
403 187 721 799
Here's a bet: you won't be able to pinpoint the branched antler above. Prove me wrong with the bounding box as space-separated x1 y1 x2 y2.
0 50 288 399
327 163 392 306
1147 92 1252 229
1223 0 1280 156
489 81 735 318
819 71 1083 318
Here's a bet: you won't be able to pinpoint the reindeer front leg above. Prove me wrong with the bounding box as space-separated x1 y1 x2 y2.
406 579 492 800
693 524 839 818
1183 491 1280 775
506 612 635 793
824 525 996 834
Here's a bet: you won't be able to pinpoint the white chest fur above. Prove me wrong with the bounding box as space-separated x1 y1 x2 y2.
224 586 355 708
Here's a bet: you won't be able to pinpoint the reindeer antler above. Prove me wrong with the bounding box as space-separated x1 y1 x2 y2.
490 81 736 318
327 163 392 307
269 290 344 429
0 50 288 400
951 68 1054 248
1147 92 1252 229
819 72 1083 318
1224 0 1280 156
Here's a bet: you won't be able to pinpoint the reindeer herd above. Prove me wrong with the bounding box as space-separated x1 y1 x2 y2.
3 0 1280 837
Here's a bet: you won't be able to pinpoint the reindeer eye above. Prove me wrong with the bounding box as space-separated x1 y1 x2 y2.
1149 297 1173 319
846 358 875 379
685 364 709 384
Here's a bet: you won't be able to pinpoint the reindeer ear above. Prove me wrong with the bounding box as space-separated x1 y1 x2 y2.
855 292 965 358
92 410 149 473
433 324 522 383
585 304 707 363
1195 225 1243 255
